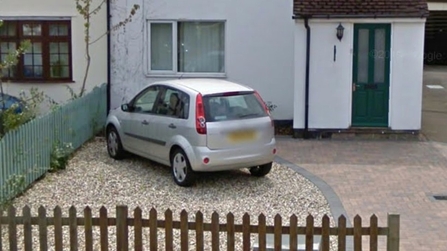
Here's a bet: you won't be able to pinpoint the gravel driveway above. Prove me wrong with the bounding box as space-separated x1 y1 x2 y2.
2 137 335 250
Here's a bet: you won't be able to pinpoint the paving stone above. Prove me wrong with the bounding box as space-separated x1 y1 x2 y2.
277 138 447 251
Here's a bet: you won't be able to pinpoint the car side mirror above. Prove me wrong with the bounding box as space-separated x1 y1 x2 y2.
121 104 129 112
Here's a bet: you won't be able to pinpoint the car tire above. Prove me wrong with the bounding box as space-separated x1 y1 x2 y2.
249 162 273 177
106 126 126 160
171 148 196 187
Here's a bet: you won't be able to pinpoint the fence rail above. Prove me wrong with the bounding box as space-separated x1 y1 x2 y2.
0 84 107 203
0 205 400 251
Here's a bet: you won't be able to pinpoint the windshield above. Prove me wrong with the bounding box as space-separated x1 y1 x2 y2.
203 92 267 122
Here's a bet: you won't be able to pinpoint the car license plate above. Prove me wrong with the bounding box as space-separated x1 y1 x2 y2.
228 130 256 142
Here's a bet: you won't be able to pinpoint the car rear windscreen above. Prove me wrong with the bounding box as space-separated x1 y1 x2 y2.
203 92 267 122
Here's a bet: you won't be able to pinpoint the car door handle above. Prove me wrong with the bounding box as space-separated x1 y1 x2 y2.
168 123 176 129
142 120 149 125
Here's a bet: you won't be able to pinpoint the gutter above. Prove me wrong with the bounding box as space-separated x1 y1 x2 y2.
303 17 311 139
293 13 428 19
106 0 111 115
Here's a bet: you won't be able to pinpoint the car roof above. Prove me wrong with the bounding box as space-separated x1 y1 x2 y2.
153 79 254 95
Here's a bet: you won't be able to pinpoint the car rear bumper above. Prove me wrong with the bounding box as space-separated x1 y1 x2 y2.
189 138 276 172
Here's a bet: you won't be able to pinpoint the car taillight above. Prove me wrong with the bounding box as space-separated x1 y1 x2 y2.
195 93 207 134
254 91 274 127
254 91 270 116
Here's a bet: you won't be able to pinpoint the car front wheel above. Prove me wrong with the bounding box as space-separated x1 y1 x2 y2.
249 162 272 177
171 148 196 187
107 126 126 160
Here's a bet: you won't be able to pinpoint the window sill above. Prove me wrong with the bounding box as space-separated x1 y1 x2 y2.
145 72 227 79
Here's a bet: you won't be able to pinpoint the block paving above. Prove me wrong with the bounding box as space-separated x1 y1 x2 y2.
277 137 447 251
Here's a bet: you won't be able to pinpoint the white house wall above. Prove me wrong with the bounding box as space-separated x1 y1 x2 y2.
293 18 425 130
0 0 107 106
109 0 295 120
389 22 425 130
428 2 447 11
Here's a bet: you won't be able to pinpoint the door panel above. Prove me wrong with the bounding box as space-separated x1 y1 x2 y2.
352 24 391 127
123 113 154 157
122 85 162 157
150 86 191 164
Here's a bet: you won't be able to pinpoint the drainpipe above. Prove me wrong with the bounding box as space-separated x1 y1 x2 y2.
106 0 111 115
303 17 311 139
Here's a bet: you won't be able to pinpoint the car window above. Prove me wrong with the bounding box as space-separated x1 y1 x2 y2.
204 92 267 122
154 87 190 119
132 86 160 113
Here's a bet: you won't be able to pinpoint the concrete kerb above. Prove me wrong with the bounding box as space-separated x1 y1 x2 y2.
274 156 354 251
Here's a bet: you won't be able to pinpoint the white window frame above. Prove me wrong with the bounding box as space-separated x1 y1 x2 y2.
145 19 226 78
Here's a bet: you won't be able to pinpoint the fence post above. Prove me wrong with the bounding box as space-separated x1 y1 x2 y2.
116 205 129 251
387 214 400 251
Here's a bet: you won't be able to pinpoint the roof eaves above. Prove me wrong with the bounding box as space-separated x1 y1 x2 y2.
292 13 429 19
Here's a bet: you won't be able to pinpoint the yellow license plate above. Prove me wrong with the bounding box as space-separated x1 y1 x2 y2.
228 130 256 142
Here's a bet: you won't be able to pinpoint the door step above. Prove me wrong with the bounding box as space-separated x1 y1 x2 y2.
293 128 426 141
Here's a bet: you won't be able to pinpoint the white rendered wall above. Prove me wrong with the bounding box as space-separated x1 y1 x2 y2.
428 2 447 11
109 0 295 120
293 18 425 130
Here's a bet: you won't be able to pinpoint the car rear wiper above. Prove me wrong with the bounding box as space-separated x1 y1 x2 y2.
238 113 261 118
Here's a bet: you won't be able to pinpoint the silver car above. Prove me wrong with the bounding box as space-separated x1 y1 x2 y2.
105 79 276 186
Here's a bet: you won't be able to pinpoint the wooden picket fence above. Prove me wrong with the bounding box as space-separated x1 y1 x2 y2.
0 83 107 203
0 205 400 251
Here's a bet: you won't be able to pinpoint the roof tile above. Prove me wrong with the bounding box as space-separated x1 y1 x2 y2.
294 0 429 18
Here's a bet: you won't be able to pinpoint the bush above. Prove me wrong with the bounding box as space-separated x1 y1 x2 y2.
0 87 45 138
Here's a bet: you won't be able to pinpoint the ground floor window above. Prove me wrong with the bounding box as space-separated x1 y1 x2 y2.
148 20 225 74
0 20 72 82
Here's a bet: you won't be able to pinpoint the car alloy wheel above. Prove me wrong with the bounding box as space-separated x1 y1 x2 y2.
108 131 118 156
171 149 196 187
106 126 126 160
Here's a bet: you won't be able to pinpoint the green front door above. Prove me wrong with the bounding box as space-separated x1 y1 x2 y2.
352 24 391 127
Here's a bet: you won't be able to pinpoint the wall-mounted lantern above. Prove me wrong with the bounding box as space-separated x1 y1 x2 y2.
336 23 344 41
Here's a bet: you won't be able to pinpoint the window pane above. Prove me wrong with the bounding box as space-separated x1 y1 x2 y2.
50 24 68 36
59 42 69 53
134 87 160 113
374 29 386 83
50 55 70 78
150 23 173 71
50 42 59 53
34 66 43 77
33 55 42 65
0 43 7 52
178 22 225 73
1 54 11 77
22 24 41 36
0 24 6 36
0 22 16 36
50 55 59 64
51 60 62 78
61 66 69 78
59 54 69 65
50 41 70 79
1 42 17 78
32 43 42 53
51 62 69 78
204 93 267 122
0 42 16 53
24 54 33 65
49 25 58 36
357 29 369 83
23 42 43 78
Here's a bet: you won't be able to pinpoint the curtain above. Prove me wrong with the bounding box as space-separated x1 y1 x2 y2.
178 22 224 73
150 23 173 71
